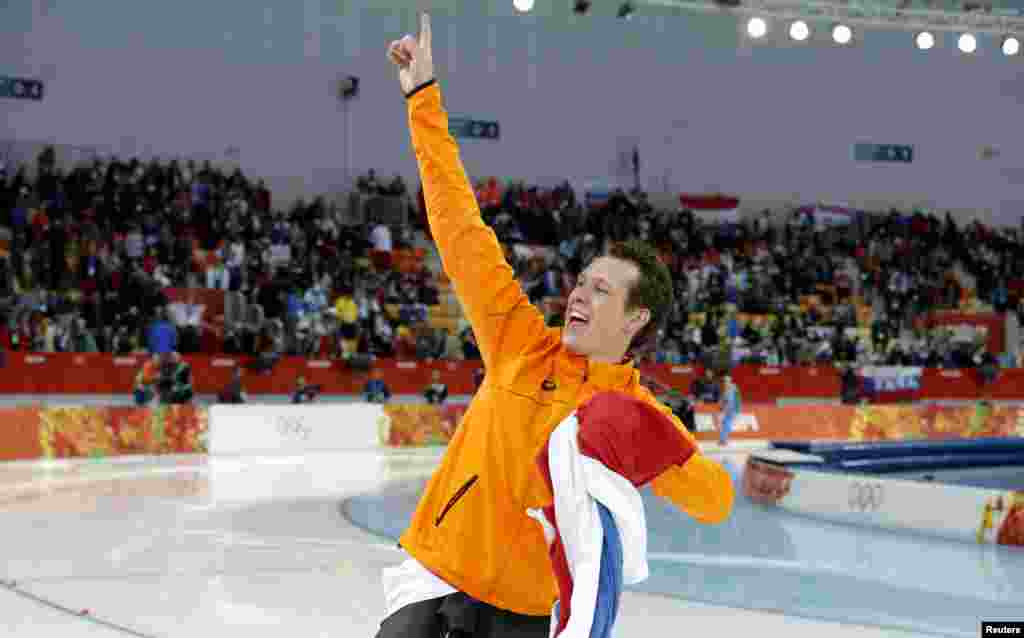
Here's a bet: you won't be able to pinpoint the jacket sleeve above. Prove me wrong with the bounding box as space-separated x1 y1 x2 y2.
642 391 735 524
406 82 546 371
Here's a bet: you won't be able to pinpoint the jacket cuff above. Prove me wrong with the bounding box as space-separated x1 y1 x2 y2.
405 78 437 100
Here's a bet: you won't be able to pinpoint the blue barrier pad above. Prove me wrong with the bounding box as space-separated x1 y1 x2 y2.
814 453 1024 474
771 438 1024 463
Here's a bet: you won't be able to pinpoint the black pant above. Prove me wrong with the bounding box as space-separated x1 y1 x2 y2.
375 593 549 638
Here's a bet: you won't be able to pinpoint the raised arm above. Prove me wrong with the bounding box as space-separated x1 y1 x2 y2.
389 14 546 370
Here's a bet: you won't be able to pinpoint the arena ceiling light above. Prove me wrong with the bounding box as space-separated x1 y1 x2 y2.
640 0 1024 37
832 23 853 44
747 17 768 38
1001 35 1020 55
958 32 978 52
513 0 535 12
916 31 936 49
789 20 810 41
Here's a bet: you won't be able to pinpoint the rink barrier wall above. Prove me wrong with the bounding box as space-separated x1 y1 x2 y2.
3 353 1024 402
0 402 1021 462
207 404 384 455
745 441 1024 548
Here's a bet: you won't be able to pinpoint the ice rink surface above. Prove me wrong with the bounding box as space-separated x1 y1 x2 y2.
0 445 1011 637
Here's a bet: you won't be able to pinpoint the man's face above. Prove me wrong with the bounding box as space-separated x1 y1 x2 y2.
562 256 647 364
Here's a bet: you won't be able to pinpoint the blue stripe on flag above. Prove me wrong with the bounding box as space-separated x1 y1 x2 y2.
591 502 623 638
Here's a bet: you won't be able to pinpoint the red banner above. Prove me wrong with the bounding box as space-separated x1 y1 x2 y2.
1 354 1024 403
0 407 44 461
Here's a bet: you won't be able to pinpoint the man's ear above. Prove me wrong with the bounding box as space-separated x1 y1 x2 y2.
628 308 651 337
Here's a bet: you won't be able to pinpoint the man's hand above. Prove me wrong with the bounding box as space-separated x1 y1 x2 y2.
387 12 434 95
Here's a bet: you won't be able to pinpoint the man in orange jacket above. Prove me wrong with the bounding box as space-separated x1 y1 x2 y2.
380 14 734 637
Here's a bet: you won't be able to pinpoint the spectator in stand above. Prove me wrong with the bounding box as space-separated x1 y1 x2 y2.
147 307 178 355
285 283 309 352
254 179 271 212
257 271 288 323
416 326 445 360
124 222 145 264
238 294 265 354
657 339 684 365
303 275 331 352
367 224 393 271
394 324 418 359
423 370 449 405
461 327 480 360
441 328 462 360
248 318 284 374
167 288 205 354
60 315 99 352
332 287 360 356
364 368 392 404
225 234 246 291
364 306 390 355
357 169 381 195
370 221 393 253
385 174 407 197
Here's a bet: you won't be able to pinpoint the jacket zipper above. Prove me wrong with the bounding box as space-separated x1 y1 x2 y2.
435 475 479 526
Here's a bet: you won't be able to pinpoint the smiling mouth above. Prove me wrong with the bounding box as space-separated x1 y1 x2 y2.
566 316 589 329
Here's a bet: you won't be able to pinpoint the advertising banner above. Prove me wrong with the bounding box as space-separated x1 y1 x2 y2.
379 403 1024 447
38 406 208 459
857 366 923 402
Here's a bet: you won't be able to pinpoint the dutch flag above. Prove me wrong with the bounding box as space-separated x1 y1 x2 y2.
528 393 697 638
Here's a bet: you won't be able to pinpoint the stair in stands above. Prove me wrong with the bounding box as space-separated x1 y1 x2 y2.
413 230 467 335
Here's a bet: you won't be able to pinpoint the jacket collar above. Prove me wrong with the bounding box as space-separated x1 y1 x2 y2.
561 347 638 389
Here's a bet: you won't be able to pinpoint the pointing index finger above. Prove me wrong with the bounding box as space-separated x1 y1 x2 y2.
419 12 431 50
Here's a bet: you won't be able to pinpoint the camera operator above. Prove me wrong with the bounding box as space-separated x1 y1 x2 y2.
291 376 322 404
156 352 194 405
665 389 697 433
423 369 448 405
690 368 721 403
363 368 392 404
840 365 861 405
134 354 161 407
218 366 247 404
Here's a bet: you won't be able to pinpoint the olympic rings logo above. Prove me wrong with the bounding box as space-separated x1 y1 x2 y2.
847 481 884 512
275 415 312 441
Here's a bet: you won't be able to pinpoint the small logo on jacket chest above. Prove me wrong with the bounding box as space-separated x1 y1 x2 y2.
542 378 557 391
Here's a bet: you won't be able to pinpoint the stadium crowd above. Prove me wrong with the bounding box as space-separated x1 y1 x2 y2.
0 146 1022 378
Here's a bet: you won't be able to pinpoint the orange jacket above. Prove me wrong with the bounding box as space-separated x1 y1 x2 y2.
399 81 734 617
